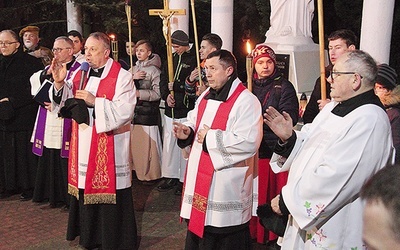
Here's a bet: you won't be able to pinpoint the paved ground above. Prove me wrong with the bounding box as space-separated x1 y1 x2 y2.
0 178 267 250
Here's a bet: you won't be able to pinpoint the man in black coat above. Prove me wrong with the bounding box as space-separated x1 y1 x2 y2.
0 29 43 200
158 30 197 194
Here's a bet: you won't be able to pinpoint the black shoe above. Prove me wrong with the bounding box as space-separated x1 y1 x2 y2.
157 178 178 192
174 182 183 196
140 179 160 186
20 193 33 201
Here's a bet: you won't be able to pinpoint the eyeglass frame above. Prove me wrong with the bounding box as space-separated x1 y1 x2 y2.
51 47 72 53
0 41 19 47
329 71 363 82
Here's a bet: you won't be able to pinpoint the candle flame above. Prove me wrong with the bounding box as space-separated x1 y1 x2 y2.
109 34 116 41
246 41 252 55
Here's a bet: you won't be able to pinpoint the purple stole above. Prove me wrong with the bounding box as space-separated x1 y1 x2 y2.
32 61 81 157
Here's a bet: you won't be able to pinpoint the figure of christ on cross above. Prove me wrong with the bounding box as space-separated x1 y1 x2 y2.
149 0 185 85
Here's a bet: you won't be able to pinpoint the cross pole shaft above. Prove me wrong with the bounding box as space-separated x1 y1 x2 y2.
149 0 186 84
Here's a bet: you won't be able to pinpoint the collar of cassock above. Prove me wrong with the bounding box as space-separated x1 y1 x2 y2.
331 89 385 117
89 66 105 78
65 59 75 70
205 72 237 101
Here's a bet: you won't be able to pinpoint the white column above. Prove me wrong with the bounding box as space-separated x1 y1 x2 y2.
360 0 395 64
170 0 189 35
66 0 83 33
211 0 233 51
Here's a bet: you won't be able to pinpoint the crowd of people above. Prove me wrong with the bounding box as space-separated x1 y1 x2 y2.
0 24 399 250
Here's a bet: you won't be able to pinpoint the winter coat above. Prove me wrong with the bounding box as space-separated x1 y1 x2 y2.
160 48 197 119
132 53 162 126
380 86 400 163
253 70 299 158
0 50 43 131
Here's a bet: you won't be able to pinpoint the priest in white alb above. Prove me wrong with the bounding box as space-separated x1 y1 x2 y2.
50 32 138 249
173 49 263 249
263 50 393 249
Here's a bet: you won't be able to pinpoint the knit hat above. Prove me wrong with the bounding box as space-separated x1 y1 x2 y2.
171 30 189 46
376 63 398 90
19 25 40 37
251 44 276 65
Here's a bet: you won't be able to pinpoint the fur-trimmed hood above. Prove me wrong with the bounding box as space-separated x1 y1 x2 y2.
380 85 400 108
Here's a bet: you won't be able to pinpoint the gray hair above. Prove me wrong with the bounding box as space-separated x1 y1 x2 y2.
88 32 111 50
0 30 19 42
343 50 377 87
54 36 73 47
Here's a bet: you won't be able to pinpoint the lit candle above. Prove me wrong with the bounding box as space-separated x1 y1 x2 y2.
246 40 254 92
109 34 119 62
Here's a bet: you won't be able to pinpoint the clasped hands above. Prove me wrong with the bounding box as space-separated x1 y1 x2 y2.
173 122 210 144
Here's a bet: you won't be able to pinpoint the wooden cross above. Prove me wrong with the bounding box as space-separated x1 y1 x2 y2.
149 0 186 85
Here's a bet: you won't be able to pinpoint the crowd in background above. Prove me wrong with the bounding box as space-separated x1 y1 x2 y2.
0 25 399 250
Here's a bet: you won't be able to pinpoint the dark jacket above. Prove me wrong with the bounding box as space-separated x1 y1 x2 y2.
0 50 43 131
253 70 299 158
303 65 332 124
160 48 197 119
380 86 400 163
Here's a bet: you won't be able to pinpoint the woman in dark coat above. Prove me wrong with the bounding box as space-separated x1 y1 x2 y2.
0 29 43 200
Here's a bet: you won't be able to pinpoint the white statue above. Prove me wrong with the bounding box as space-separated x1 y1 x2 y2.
266 0 314 44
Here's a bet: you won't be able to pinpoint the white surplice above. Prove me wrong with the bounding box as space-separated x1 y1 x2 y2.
180 79 263 228
270 100 393 249
58 58 136 190
30 60 81 149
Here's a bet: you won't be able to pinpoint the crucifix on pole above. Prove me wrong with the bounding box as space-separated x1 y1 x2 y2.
149 0 186 91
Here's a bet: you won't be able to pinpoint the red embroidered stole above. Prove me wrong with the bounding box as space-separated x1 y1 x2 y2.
68 61 121 204
188 83 246 238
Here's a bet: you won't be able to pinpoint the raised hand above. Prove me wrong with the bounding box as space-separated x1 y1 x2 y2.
263 106 293 142
50 58 67 90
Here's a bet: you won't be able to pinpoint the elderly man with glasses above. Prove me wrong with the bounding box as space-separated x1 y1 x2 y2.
0 29 43 200
30 36 81 209
261 50 393 249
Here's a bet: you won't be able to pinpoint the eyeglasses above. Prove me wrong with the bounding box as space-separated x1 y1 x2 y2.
52 47 71 53
0 41 18 47
330 71 363 81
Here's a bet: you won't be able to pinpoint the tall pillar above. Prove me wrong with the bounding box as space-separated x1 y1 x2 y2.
66 0 83 33
360 0 395 64
211 0 233 51
170 0 189 35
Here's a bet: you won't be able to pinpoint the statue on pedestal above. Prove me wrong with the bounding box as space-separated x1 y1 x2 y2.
265 0 314 45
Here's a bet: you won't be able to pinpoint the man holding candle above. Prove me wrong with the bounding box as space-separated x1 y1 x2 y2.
250 44 299 245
